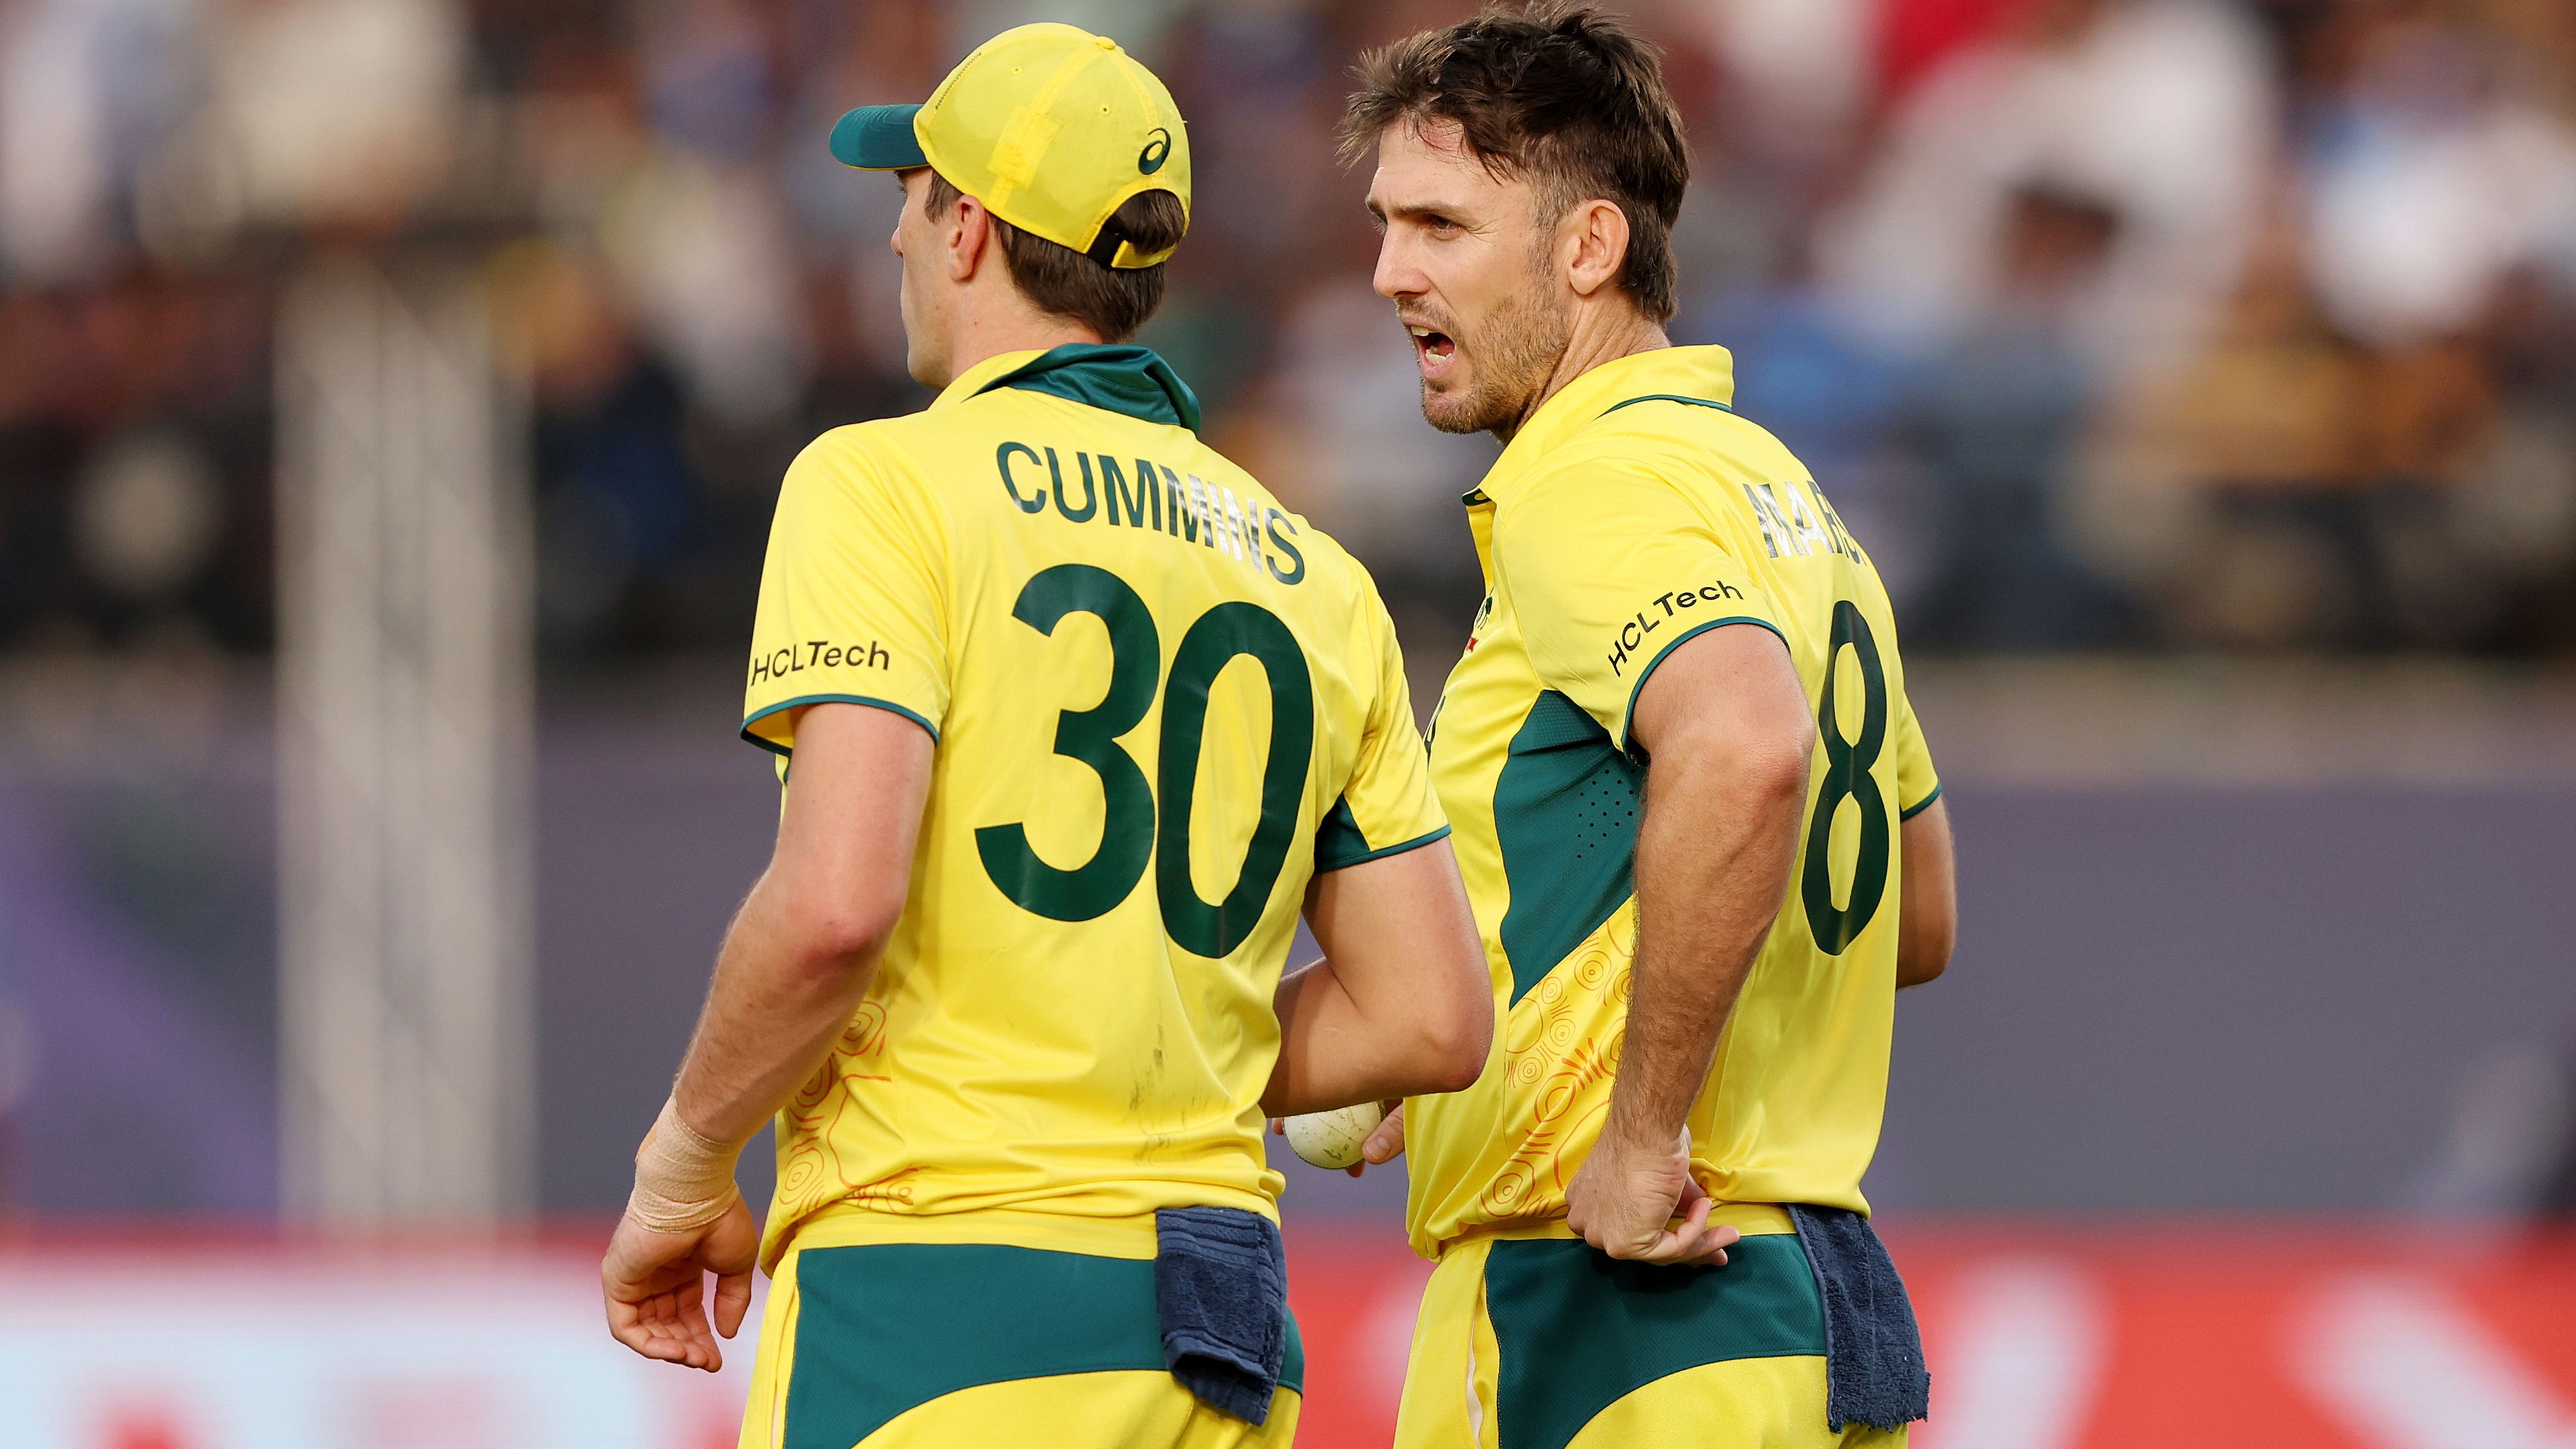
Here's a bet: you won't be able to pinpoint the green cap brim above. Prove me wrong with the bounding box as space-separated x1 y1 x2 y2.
830 105 927 170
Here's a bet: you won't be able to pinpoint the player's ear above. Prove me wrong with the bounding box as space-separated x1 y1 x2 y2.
1564 198 1630 299
947 192 993 284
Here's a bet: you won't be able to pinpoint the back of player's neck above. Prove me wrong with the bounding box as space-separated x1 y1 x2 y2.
945 301 1108 383
1496 311 1672 443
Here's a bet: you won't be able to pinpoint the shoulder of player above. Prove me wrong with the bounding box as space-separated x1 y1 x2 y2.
1256 492 1375 606
785 420 951 508
1310 523 1386 612
1164 441 1340 559
1190 469 1374 613
796 413 949 468
1500 409 1810 524
1578 394 1805 478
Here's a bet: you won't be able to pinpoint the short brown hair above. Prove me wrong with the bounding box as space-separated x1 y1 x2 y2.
925 172 1187 342
1341 2 1689 322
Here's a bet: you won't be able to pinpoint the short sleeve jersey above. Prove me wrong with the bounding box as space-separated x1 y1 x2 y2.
1405 345 1938 1256
741 345 1447 1269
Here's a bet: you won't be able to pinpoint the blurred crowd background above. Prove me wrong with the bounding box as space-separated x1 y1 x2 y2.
5 0 2576 1224
5 0 2576 662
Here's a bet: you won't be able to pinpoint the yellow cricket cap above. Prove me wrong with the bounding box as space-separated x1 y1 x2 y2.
830 23 1191 270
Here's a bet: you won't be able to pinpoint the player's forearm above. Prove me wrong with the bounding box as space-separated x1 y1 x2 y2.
1264 957 1483 1116
1603 736 1807 1148
1269 841 1493 1116
665 871 892 1148
651 702 930 1159
1894 800 1955 989
1263 961 1368 1116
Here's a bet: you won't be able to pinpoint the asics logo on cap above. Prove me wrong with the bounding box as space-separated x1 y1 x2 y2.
1139 128 1172 175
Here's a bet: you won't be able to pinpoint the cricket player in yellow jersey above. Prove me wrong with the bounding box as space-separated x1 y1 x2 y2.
594 24 1494 1449
1330 7 1961 1448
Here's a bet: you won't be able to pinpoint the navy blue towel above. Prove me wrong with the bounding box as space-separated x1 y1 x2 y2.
1153 1205 1288 1424
1789 1203 1932 1432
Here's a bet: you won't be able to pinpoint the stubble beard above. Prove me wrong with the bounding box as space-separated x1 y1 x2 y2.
1420 277 1571 438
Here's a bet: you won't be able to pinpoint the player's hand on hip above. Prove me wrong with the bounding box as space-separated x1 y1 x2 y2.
602 1192 758 1372
1564 1126 1737 1267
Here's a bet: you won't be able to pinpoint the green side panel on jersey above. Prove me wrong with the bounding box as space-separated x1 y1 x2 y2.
1493 691 1642 1006
1485 1234 1826 1449
1313 796 1369 870
1308 789 1452 866
978 343 1204 431
1313 794 1452 872
783 1242 1303 1449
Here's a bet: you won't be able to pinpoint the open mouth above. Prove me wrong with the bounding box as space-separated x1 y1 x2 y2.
1407 325 1456 371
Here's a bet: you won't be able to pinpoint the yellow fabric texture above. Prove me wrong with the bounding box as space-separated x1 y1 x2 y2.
856 1375 1300 1449
738 1243 1302 1449
913 23 1191 265
741 348 1448 1273
1560 1362 1903 1449
739 1248 802 1449
1407 345 1938 1258
1391 1236 1902 1449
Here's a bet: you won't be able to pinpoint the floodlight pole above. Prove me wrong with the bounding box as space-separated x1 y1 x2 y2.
274 256 535 1224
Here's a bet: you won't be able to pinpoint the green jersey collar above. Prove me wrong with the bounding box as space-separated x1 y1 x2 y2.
957 343 1203 431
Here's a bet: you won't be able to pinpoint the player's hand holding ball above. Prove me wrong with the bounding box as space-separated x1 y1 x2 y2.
1273 1101 1405 1177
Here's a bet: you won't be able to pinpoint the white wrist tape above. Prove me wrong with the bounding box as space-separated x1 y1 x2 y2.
626 1097 746 1233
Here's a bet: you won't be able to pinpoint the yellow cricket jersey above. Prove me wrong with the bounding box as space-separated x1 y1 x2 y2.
739 344 1448 1271
1405 345 1939 1258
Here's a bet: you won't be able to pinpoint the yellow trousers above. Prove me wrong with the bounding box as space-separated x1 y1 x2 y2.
1393 1230 1905 1449
739 1236 1302 1449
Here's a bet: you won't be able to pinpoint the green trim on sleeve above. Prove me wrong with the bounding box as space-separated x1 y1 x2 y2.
740 693 939 756
1312 796 1368 870
1616 615 1791 757
1313 823 1451 874
1900 782 1944 820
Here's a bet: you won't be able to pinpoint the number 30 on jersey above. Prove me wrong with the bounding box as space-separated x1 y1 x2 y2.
975 564 1313 959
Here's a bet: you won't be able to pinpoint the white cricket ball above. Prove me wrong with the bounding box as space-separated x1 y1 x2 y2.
1284 1101 1385 1170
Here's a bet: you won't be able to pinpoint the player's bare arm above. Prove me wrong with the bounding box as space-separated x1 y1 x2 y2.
1897 799 1955 988
602 702 931 1371
1560 623 1814 1265
1326 658 1858 1184
1265 839 1491 1120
